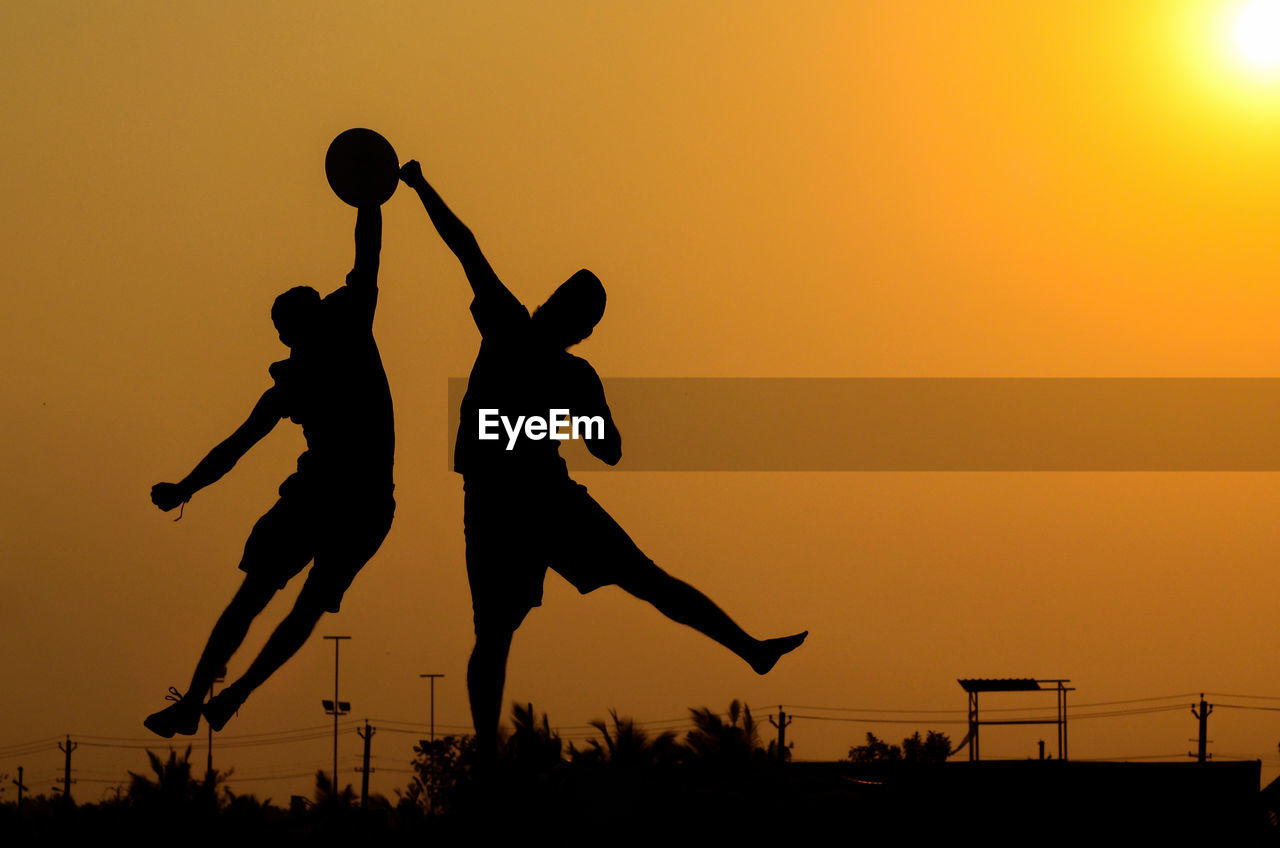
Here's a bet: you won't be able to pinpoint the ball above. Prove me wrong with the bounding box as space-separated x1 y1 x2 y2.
325 128 399 207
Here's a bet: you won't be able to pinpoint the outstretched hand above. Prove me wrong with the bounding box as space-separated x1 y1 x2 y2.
151 482 191 512
400 160 424 187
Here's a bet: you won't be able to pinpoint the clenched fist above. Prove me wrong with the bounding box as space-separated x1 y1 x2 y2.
151 482 191 512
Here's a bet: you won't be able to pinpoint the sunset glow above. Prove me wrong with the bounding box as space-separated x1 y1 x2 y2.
9 1 1280 813
1235 0 1280 66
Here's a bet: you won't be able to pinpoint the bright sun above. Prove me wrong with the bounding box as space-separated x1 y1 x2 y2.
1235 0 1280 66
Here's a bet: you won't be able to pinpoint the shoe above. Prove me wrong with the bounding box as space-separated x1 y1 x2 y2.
143 687 201 738
202 685 246 732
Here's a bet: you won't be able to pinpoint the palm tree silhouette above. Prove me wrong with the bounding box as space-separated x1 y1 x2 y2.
683 700 768 767
126 745 225 811
575 709 681 768
503 702 564 773
312 769 357 808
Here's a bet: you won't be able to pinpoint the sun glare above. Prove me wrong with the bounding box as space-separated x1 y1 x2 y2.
1235 0 1280 67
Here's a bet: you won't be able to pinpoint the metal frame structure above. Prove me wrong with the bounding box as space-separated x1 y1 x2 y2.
958 678 1074 762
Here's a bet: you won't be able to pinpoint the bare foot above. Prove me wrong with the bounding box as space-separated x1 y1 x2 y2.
749 630 808 675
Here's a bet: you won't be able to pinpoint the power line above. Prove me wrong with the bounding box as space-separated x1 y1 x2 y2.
11 691 1280 783
788 704 1188 726
783 704 964 715
1072 754 1189 761
227 770 324 783
0 744 60 761
1070 705 1188 721
0 735 62 755
71 724 366 751
791 714 969 725
223 760 333 775
1215 703 1280 712
75 777 131 784
781 693 1199 716
71 722 350 743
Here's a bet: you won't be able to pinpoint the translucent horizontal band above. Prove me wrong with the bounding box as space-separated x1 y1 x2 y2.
447 378 1280 471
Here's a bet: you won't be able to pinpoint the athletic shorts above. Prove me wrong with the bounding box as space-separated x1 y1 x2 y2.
238 481 395 614
463 477 657 633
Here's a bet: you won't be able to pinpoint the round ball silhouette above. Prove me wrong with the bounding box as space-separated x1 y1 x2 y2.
325 128 399 207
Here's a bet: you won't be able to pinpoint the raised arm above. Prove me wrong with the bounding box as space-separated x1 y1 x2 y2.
151 389 283 511
346 205 382 291
399 160 505 301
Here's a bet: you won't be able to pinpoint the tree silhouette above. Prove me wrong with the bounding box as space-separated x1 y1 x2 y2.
502 702 564 774
846 733 902 763
312 769 357 809
846 731 951 764
902 730 951 764
220 787 276 821
125 746 225 813
683 700 768 767
571 709 681 768
403 702 564 816
404 733 477 816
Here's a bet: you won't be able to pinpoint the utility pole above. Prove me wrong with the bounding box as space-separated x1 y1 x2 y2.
57 735 76 805
768 707 792 763
13 766 27 810
419 673 444 743
1190 693 1213 763
322 636 352 790
1038 740 1046 761
357 720 375 809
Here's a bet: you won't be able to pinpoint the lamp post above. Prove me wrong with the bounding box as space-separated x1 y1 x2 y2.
419 673 444 743
322 636 351 787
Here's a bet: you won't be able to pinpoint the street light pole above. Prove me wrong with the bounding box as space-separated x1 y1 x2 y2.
323 636 351 787
419 674 444 743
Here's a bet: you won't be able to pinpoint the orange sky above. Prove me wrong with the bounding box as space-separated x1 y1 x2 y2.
6 0 1280 801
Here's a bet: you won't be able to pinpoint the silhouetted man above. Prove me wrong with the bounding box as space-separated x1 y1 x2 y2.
144 206 395 737
400 160 806 762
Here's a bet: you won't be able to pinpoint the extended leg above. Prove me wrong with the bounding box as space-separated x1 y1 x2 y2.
144 575 278 738
203 590 326 730
618 563 806 674
145 494 318 738
200 494 370 731
555 484 807 674
187 575 279 698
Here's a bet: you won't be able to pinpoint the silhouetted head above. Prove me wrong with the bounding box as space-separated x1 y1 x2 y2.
271 286 323 348
531 269 606 349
